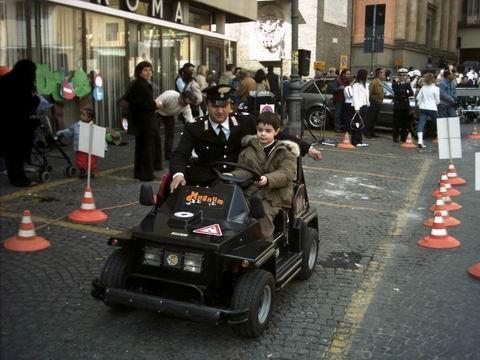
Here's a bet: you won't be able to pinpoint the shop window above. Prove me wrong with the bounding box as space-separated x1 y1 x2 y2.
128 22 162 96
0 0 28 66
86 12 127 128
161 28 189 91
106 23 119 42
190 33 201 67
189 8 211 31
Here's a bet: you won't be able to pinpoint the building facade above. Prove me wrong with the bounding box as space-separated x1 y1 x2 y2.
0 0 256 128
225 0 353 78
458 0 480 68
351 0 460 74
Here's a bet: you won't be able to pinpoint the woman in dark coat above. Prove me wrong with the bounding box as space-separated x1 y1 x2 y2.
0 59 40 187
126 61 160 181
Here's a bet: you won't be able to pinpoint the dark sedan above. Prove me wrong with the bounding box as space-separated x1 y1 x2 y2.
300 79 416 130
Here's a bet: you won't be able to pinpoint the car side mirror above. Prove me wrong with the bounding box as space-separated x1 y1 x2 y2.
139 183 156 206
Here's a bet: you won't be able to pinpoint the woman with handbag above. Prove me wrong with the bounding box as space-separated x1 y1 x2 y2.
351 69 370 147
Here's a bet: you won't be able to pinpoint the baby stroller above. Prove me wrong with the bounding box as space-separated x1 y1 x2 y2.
31 96 76 182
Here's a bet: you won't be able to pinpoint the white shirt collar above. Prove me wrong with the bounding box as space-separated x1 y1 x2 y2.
209 117 230 132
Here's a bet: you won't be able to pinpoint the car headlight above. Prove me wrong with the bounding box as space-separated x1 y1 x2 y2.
184 252 203 273
143 247 164 266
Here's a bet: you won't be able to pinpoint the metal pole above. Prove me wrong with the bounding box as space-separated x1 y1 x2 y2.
286 0 302 138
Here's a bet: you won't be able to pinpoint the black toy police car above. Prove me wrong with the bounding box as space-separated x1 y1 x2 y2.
91 160 319 337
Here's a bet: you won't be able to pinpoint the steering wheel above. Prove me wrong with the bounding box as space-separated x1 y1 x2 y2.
210 161 262 186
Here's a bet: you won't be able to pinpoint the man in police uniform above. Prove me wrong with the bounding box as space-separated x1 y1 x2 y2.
392 68 414 143
169 85 322 192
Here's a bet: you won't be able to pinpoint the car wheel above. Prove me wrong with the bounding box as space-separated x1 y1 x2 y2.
65 165 77 177
39 170 51 183
298 226 319 280
306 106 331 129
100 247 136 311
231 270 275 337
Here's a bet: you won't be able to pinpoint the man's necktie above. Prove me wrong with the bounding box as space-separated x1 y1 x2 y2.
218 125 226 142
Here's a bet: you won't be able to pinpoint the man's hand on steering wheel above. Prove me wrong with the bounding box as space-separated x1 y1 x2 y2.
170 174 186 193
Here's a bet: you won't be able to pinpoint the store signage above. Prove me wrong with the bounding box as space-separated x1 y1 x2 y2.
92 0 184 23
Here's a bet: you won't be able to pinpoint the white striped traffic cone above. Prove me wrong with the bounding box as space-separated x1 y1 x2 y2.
418 211 460 249
68 186 107 224
3 210 50 252
432 172 461 197
424 195 460 227
446 160 466 186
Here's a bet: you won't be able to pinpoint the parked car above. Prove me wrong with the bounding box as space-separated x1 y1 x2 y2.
300 79 417 131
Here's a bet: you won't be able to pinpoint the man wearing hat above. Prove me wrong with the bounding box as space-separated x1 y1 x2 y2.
392 68 414 143
169 84 322 191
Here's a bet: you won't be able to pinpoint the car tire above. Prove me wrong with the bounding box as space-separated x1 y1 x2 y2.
100 247 136 311
231 270 275 338
298 226 319 280
306 106 332 130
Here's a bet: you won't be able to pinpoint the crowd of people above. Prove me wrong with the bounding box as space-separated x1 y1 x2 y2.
329 64 480 148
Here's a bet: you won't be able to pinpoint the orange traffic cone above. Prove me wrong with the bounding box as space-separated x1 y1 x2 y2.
468 263 480 279
446 160 466 186
68 186 108 224
418 211 460 249
466 125 480 140
431 185 462 211
432 173 461 197
400 132 416 148
3 210 50 252
337 132 355 149
424 195 460 227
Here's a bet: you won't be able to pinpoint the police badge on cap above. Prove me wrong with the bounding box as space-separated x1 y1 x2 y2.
203 85 232 106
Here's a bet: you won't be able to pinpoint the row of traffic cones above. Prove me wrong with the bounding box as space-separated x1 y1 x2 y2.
3 186 107 252
338 125 480 150
418 161 479 280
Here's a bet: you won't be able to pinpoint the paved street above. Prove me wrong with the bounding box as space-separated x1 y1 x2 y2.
1 125 480 360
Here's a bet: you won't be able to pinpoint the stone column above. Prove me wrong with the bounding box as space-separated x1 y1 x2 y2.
440 0 450 50
215 13 226 34
406 0 417 43
432 0 442 49
448 0 459 52
394 0 407 40
417 0 428 45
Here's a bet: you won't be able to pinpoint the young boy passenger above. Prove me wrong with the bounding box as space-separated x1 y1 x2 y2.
231 112 299 240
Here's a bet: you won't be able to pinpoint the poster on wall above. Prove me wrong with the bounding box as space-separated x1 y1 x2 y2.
324 0 348 28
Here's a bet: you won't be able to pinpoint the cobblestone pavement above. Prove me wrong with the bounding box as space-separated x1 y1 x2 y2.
1 125 480 360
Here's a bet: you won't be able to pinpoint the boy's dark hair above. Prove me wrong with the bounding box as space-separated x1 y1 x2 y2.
82 108 95 121
257 112 281 130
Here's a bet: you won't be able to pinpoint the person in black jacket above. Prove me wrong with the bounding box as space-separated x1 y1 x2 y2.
126 61 161 181
169 85 322 192
392 68 414 142
0 59 40 187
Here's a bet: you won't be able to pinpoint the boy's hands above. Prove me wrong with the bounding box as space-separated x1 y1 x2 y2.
255 175 268 187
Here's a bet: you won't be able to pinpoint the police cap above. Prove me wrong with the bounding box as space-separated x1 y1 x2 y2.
203 84 233 106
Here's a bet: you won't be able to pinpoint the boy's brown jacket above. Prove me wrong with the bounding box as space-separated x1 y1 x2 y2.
232 135 299 208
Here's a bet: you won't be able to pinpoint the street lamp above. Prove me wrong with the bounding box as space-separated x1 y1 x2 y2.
286 0 302 139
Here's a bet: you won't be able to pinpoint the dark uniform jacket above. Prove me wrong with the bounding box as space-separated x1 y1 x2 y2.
170 112 310 185
126 77 157 136
392 81 413 110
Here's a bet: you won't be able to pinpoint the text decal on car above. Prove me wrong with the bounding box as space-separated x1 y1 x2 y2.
184 191 225 207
